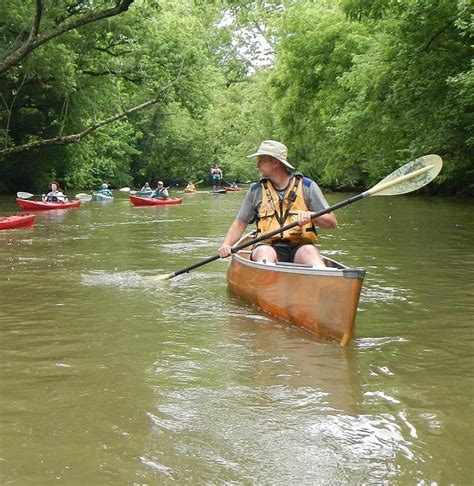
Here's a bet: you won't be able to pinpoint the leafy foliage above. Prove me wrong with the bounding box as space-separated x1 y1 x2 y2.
0 0 471 194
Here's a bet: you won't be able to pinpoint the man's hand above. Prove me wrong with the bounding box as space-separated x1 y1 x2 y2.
297 211 313 227
218 244 233 258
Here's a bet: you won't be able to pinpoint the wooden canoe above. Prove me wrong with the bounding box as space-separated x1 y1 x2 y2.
227 235 366 346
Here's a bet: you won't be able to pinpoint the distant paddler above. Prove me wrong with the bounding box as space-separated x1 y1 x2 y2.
185 181 196 193
151 181 169 199
43 181 67 203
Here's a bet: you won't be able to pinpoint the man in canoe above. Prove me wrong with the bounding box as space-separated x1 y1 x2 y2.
43 181 67 203
152 181 169 199
218 140 337 267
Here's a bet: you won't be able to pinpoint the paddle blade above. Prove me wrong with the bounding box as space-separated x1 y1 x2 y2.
369 154 443 197
119 187 131 192
17 191 35 199
149 273 175 282
75 193 92 201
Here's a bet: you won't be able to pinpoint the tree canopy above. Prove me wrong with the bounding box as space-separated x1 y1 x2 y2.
1 0 472 194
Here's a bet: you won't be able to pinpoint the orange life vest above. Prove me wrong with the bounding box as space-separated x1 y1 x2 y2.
256 176 318 243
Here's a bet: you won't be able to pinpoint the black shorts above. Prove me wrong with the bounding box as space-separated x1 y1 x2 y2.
253 240 314 263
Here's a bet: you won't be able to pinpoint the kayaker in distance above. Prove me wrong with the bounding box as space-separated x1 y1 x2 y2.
211 164 223 190
97 183 113 197
43 181 67 203
140 182 151 192
152 181 169 199
185 181 196 192
218 140 337 267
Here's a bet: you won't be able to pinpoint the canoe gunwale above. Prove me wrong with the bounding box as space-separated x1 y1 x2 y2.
232 251 366 280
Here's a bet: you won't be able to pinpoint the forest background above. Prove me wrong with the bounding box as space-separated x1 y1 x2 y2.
0 0 472 195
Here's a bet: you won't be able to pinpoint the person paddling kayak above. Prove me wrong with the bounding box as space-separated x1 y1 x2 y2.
43 181 67 203
97 182 113 197
151 181 169 199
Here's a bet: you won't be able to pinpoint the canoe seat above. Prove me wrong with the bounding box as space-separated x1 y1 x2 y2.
275 261 313 268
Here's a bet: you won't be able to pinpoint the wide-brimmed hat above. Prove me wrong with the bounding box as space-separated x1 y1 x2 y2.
247 140 295 170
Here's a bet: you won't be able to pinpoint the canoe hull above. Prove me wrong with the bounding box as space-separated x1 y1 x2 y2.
227 242 365 346
16 198 80 210
225 187 242 192
0 214 35 230
129 195 183 206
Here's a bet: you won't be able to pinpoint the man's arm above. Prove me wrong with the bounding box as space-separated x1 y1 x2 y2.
218 218 248 258
315 212 337 228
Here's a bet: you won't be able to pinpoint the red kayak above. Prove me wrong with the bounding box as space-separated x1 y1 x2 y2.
225 187 242 192
16 198 81 210
0 214 35 230
129 195 183 206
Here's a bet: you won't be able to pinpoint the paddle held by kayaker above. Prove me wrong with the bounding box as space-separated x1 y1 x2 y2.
218 140 337 267
43 181 67 203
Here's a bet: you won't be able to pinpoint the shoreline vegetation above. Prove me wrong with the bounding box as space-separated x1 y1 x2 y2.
0 1 471 196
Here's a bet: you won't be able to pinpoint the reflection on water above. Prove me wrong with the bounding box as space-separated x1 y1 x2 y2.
0 193 473 484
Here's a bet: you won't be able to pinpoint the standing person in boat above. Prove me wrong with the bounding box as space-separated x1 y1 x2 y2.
218 140 337 267
43 181 67 203
97 182 113 197
141 182 151 192
152 181 169 199
211 164 223 190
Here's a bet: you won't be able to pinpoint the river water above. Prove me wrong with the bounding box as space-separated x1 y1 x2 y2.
0 189 472 484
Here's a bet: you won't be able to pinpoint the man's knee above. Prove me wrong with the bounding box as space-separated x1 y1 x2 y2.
294 244 325 266
252 245 277 263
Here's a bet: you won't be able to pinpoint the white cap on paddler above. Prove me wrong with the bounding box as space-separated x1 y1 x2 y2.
246 140 295 170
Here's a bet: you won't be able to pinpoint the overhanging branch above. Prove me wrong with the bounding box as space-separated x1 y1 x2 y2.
0 0 135 74
0 96 161 157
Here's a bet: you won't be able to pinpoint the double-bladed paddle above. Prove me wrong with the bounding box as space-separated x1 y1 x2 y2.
152 154 443 281
17 191 92 202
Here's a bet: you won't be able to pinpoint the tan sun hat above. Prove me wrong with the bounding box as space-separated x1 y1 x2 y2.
247 140 295 170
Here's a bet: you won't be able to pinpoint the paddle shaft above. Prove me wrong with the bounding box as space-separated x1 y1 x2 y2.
156 158 440 280
165 192 366 279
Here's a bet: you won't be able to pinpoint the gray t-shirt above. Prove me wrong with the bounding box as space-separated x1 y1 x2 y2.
236 175 330 224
